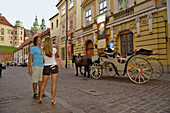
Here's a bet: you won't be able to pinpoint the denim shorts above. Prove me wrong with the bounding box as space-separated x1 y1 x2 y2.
43 65 58 75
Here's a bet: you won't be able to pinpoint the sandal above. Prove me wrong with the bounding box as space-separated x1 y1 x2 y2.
38 100 42 104
38 92 47 97
51 101 56 105
33 94 39 99
42 93 47 97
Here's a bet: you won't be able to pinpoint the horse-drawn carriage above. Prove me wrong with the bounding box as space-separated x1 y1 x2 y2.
90 48 163 84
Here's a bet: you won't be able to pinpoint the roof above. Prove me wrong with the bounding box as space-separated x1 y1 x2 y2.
14 35 35 52
14 28 50 52
25 29 34 37
15 20 23 27
39 28 50 38
0 16 13 27
49 13 59 20
56 0 63 7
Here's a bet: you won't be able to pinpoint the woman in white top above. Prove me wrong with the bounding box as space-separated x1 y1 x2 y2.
38 37 59 105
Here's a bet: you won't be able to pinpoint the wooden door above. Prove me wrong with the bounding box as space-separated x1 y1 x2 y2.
86 41 94 57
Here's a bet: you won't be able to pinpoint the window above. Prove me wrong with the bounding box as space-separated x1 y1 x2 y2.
21 36 22 40
1 37 4 41
15 42 16 44
86 9 92 26
69 19 73 30
62 24 65 36
120 33 133 55
21 31 22 35
69 0 73 9
15 36 17 40
61 48 65 60
51 22 53 30
10 41 12 43
11 31 13 34
11 37 13 40
15 31 17 35
118 0 129 11
62 5 65 15
8 30 10 34
1 31 4 35
56 19 58 27
99 0 107 15
8 36 10 39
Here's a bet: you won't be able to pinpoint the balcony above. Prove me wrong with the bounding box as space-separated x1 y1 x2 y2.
113 7 134 20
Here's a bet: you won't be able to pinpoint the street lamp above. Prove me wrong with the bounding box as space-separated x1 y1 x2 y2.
65 0 68 68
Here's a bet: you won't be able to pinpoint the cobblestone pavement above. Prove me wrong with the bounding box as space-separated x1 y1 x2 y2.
0 67 73 113
0 66 170 113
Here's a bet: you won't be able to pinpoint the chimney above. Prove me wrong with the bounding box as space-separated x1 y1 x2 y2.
0 13 2 17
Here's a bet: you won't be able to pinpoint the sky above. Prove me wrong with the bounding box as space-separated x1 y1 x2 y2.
0 0 59 29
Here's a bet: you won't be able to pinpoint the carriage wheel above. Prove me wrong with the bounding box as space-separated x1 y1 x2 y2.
127 57 152 84
147 57 163 79
90 63 102 79
105 63 116 77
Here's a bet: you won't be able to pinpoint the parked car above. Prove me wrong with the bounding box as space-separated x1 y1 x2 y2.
22 63 27 67
17 63 22 67
1 63 6 69
9 63 15 66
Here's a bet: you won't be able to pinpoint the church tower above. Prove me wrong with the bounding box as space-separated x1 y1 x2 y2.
31 16 41 35
40 18 47 32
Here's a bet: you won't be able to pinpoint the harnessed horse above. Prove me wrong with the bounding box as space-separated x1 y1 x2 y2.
72 55 92 78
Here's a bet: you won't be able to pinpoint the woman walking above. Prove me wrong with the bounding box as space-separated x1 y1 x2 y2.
38 37 59 105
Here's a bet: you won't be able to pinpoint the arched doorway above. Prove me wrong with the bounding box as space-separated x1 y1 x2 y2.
86 40 94 57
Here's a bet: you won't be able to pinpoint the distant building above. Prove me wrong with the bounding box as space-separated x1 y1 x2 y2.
49 13 60 45
0 52 14 63
0 13 25 47
40 18 47 32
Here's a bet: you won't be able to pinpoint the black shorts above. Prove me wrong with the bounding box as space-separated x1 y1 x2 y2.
43 65 58 75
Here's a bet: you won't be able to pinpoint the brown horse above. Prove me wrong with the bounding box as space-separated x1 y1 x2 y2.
72 55 92 78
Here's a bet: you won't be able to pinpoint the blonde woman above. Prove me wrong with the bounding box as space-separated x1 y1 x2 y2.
38 37 59 105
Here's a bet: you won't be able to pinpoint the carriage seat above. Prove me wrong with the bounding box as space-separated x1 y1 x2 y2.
117 55 126 63
127 48 153 56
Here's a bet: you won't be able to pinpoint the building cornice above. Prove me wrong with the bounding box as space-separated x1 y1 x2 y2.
72 6 167 40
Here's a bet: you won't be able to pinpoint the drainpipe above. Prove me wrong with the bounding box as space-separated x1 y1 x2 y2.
167 0 170 73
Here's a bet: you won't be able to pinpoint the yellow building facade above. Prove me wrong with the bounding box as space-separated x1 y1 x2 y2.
49 13 60 45
56 0 169 72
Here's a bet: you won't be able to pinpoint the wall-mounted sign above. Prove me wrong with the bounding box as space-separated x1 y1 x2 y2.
97 14 106 24
110 42 114 50
97 14 106 49
67 30 71 36
68 46 71 54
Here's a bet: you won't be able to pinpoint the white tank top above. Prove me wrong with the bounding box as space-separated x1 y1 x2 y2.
43 48 57 66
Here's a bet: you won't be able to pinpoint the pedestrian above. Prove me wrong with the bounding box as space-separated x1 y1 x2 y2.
0 63 2 78
7 62 9 67
28 36 47 99
38 37 59 105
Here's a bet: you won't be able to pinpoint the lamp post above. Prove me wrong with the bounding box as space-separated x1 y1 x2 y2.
65 0 68 68
0 47 1 63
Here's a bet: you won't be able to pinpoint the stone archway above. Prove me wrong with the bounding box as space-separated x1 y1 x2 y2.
86 40 94 57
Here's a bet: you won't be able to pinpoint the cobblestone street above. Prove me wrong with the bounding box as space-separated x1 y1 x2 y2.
0 66 170 113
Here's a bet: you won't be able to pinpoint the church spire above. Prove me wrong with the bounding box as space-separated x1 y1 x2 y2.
40 17 47 32
31 15 39 30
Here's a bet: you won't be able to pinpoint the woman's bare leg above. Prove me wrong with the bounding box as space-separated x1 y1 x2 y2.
51 73 58 102
39 75 49 101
